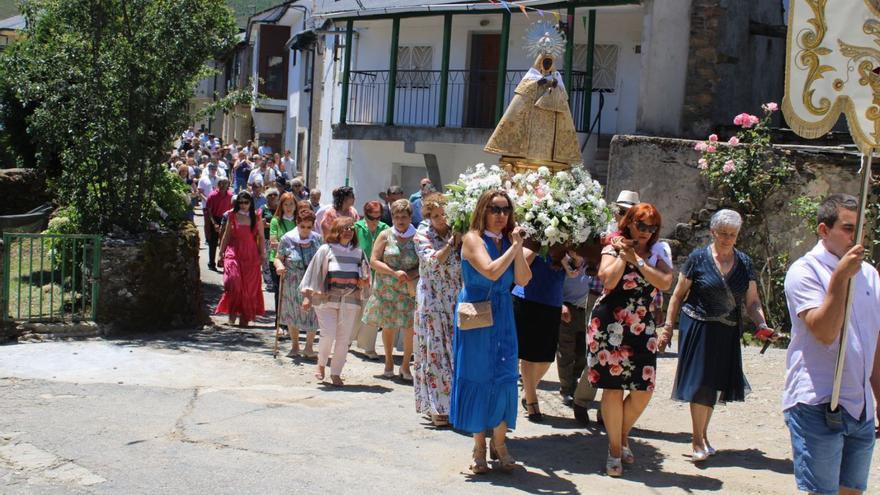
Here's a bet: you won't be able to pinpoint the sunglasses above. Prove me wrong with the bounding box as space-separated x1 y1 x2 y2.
488 205 512 216
341 226 355 232
635 221 659 234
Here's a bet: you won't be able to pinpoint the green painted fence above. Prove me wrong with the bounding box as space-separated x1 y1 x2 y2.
1 233 101 322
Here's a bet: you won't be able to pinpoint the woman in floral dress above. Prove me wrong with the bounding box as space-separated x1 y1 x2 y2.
362 199 420 380
273 209 322 358
586 203 673 477
413 194 461 427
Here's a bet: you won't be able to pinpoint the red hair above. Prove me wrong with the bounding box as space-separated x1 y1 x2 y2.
618 203 662 247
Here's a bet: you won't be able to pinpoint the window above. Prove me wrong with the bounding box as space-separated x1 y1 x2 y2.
574 43 619 92
396 45 433 89
265 55 285 97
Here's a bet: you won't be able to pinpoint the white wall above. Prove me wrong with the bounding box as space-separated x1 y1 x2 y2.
636 0 691 136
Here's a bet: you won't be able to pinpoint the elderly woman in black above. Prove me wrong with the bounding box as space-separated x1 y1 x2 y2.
660 209 777 462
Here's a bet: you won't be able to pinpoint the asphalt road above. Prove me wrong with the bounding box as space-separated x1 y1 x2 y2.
1 212 877 494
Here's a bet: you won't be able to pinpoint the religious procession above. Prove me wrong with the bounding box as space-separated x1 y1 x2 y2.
0 0 878 494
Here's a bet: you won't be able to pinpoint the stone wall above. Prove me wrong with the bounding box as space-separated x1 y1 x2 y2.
97 222 206 333
606 134 867 262
0 168 53 215
680 0 785 138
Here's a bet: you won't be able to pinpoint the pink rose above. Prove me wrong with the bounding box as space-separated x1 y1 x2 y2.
727 136 739 146
609 364 624 376
694 141 708 152
588 368 600 384
631 323 646 335
698 158 708 170
589 340 599 353
635 306 648 319
762 102 778 112
647 337 658 353
722 160 735 173
642 365 655 383
708 134 718 142
706 145 717 153
619 346 634 359
597 349 611 366
590 317 601 332
748 115 760 126
733 113 760 128
609 351 622 365
622 280 638 290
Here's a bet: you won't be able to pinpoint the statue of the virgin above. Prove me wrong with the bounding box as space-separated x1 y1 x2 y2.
484 21 581 170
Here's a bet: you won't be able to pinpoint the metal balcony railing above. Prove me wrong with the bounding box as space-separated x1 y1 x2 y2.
344 69 594 131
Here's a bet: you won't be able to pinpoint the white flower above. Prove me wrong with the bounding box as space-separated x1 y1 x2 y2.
608 322 624 335
609 333 623 347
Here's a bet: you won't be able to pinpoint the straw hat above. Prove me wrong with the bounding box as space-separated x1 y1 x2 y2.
614 190 640 209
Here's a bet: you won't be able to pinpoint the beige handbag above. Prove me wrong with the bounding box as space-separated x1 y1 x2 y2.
457 285 494 331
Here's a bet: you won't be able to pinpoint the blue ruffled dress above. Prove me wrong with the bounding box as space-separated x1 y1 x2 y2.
450 235 519 434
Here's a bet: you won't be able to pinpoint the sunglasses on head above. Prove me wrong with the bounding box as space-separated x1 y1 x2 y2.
488 205 512 216
635 221 659 234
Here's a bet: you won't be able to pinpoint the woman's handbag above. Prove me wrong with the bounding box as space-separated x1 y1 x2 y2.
457 285 494 330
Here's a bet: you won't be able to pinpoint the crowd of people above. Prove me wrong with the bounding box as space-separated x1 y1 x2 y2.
173 134 880 490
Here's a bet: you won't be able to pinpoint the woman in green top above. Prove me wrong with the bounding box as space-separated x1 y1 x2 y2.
269 192 316 356
261 189 280 291
351 201 390 359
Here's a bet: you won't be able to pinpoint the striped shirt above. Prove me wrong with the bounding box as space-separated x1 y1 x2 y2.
326 244 366 295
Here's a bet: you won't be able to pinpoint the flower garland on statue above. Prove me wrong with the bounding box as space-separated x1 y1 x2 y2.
512 166 610 250
445 164 611 251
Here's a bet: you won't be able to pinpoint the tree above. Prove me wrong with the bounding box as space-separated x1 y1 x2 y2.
0 0 237 233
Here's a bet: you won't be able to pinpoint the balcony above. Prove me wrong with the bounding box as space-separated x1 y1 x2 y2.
340 69 594 132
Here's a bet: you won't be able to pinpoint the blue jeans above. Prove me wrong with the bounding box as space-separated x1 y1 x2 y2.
784 403 875 494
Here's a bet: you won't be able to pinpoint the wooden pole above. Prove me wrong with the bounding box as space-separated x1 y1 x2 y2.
438 14 452 127
386 17 401 126
339 20 354 125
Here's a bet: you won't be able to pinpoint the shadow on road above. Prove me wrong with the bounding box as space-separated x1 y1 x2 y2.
692 448 792 474
316 383 394 394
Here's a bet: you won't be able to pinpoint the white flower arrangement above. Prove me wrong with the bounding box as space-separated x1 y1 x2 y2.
512 166 611 249
445 164 611 249
445 163 510 233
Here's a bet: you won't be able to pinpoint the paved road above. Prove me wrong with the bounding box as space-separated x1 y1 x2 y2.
1 212 877 494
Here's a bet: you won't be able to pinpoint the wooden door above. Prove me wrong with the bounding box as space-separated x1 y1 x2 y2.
465 34 500 128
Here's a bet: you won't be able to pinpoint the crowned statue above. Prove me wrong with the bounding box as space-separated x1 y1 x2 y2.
484 21 582 172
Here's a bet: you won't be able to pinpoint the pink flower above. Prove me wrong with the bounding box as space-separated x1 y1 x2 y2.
631 323 646 335
727 136 739 146
698 158 708 170
635 306 648 319
597 349 611 366
609 351 622 365
722 160 735 173
733 113 760 128
619 346 634 359
589 340 599 353
588 368 600 384
708 134 718 142
590 317 600 332
642 366 655 383
646 337 658 353
706 145 717 153
762 102 778 112
694 141 708 152
609 364 624 376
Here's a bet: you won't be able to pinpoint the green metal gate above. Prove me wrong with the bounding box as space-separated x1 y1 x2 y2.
1 233 102 322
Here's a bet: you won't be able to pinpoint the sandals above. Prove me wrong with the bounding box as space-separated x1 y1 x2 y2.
330 375 344 387
399 368 413 382
621 445 635 465
521 398 543 422
489 441 518 472
286 347 300 358
431 414 449 427
691 447 709 462
606 453 623 477
470 445 490 475
314 365 325 382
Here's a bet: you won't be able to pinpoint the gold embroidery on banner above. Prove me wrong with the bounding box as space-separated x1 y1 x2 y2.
866 0 880 18
796 0 835 116
838 21 880 145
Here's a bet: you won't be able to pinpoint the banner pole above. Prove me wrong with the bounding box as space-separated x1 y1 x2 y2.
829 150 874 411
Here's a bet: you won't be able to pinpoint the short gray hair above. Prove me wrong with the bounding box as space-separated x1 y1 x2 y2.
710 209 742 231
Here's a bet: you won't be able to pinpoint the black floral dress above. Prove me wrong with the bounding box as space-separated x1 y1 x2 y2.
586 243 670 391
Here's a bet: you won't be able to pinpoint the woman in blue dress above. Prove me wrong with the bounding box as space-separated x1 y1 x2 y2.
451 189 532 474
659 209 777 462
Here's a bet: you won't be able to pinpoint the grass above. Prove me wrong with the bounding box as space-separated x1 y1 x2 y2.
4 235 94 322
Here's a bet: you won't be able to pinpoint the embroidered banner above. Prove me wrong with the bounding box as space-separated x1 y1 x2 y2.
783 0 880 153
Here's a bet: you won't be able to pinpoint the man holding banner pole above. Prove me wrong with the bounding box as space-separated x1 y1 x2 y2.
782 193 880 495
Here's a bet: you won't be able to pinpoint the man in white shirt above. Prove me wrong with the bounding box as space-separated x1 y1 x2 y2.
783 193 880 495
248 155 276 187
281 149 296 177
258 140 272 156
197 163 223 209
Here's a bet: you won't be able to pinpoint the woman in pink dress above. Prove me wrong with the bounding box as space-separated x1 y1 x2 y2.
216 190 266 327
